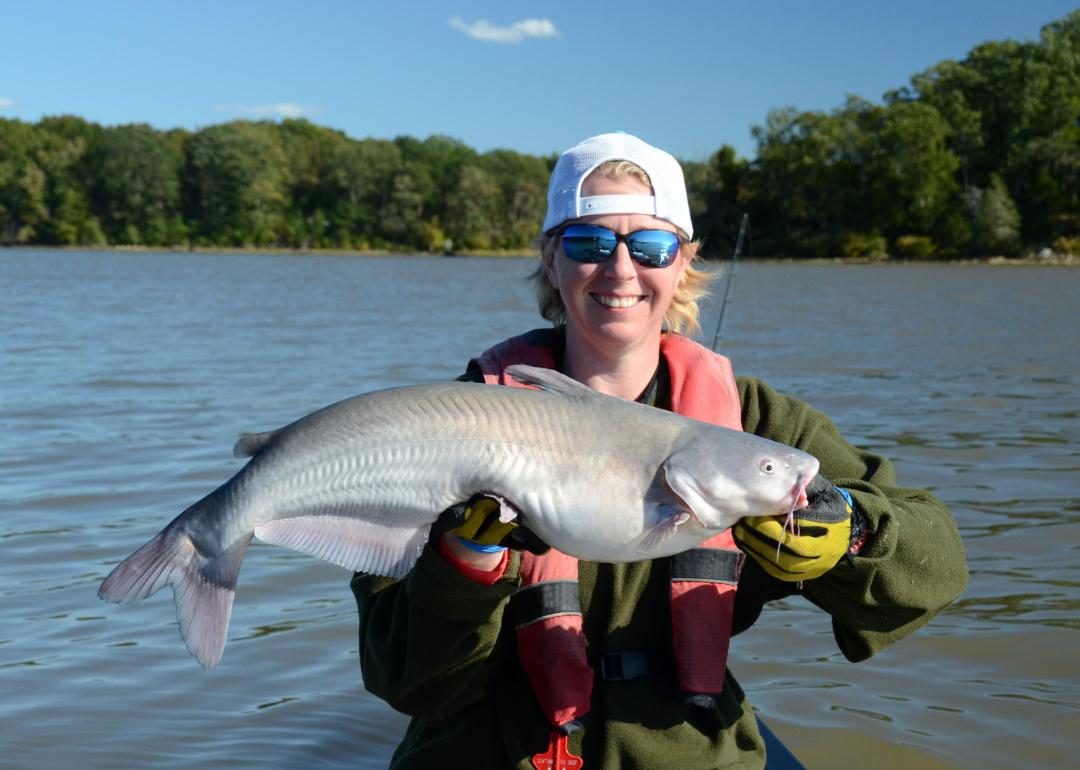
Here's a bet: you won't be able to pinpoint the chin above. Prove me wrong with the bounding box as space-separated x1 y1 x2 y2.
583 316 663 347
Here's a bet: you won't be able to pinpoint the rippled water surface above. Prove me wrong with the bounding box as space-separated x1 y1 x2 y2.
2 250 1077 769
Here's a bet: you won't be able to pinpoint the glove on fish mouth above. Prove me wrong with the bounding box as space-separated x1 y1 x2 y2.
732 473 853 582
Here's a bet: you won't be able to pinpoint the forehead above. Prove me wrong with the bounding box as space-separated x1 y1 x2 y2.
580 172 652 197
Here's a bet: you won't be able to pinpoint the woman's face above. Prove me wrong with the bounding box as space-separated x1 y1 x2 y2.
543 173 689 357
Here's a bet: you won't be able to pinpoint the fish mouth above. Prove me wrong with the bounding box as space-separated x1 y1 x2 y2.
790 472 811 512
777 471 814 554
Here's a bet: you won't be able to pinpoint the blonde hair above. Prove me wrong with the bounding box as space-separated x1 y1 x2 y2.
531 160 713 335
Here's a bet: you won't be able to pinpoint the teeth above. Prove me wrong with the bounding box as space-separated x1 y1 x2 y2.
593 294 642 308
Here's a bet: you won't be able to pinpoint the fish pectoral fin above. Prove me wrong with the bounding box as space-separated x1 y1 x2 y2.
637 506 694 553
503 365 597 397
254 515 430 579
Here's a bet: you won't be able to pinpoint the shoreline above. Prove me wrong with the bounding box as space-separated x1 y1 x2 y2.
1 244 1076 266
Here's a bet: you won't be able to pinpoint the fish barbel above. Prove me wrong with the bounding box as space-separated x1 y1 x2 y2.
98 365 819 668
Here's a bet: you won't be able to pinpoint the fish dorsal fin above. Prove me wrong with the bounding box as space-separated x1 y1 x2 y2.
233 430 280 458
504 365 596 397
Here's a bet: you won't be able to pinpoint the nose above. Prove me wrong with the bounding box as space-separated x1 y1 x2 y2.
603 241 638 281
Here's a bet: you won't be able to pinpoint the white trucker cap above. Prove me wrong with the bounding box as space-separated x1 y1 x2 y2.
542 132 693 238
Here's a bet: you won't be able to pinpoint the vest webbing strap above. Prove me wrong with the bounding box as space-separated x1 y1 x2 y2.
512 580 581 630
670 547 745 583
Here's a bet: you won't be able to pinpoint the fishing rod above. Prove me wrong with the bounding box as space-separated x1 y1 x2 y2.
710 213 749 352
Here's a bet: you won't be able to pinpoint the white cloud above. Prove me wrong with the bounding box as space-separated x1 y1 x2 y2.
217 102 319 119
449 16 560 44
0 97 13 109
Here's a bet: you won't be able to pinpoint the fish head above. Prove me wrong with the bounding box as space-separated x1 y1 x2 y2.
662 432 820 529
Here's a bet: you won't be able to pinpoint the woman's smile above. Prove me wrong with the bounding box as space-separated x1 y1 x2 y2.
590 292 646 309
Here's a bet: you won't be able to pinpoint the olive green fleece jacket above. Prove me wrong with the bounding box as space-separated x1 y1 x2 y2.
351 375 968 770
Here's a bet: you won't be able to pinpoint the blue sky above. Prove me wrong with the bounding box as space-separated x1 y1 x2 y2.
2 0 1075 161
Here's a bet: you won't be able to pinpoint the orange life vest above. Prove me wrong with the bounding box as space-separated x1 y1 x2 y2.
472 329 746 731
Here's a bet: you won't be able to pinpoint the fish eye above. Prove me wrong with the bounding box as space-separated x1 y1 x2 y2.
759 458 777 474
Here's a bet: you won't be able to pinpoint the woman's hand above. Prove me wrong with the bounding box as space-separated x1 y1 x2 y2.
436 495 548 572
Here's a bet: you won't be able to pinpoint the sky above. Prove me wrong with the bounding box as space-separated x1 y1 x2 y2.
2 0 1076 161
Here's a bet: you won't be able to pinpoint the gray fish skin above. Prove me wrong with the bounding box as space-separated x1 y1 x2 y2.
98 365 818 668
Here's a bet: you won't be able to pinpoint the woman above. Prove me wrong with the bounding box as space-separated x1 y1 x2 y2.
352 133 968 769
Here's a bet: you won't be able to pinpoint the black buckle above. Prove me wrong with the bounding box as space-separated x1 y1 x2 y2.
599 650 651 681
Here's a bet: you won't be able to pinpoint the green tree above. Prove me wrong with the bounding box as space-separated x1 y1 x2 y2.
379 167 426 247
746 102 891 254
480 148 550 248
684 144 750 257
964 174 1021 255
34 116 99 245
89 124 183 245
0 119 48 244
893 11 1080 246
326 137 402 248
277 119 352 247
184 121 289 246
863 100 959 237
1013 11 1080 242
394 134 478 229
745 107 836 253
445 165 503 249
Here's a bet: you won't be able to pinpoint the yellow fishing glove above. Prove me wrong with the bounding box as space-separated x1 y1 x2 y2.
447 495 518 551
733 475 854 582
439 494 551 554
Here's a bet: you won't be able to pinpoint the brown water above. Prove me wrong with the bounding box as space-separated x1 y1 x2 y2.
1 250 1077 769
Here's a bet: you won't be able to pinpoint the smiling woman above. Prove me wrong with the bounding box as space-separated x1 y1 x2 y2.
350 132 969 770
533 158 713 354
538 167 695 399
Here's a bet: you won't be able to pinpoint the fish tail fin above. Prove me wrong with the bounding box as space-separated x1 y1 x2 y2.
98 529 192 605
98 528 251 669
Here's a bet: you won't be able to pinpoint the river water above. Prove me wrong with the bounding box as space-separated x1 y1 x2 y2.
1 249 1077 769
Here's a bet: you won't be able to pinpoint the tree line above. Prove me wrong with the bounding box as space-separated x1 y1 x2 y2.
1 11 1076 259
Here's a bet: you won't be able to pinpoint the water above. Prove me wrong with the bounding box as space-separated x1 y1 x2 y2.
1 250 1077 769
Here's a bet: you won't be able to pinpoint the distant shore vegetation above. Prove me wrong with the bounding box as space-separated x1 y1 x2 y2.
1 11 1077 261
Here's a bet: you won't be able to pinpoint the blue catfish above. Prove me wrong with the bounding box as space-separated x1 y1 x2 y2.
98 365 819 668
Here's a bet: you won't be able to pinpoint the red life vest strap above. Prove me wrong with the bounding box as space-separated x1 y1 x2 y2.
513 549 593 728
668 533 745 694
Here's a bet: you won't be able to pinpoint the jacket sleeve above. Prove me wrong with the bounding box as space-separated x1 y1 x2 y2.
737 376 969 662
350 545 520 718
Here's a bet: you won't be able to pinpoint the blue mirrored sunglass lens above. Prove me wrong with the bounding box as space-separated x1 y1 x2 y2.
627 230 680 266
561 225 617 263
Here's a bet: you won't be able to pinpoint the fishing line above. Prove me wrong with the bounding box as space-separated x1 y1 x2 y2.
711 214 749 353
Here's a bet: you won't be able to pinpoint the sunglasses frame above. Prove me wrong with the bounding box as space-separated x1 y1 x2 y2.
556 223 686 268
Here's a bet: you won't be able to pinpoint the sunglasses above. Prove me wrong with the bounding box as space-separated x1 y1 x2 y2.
559 224 684 268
